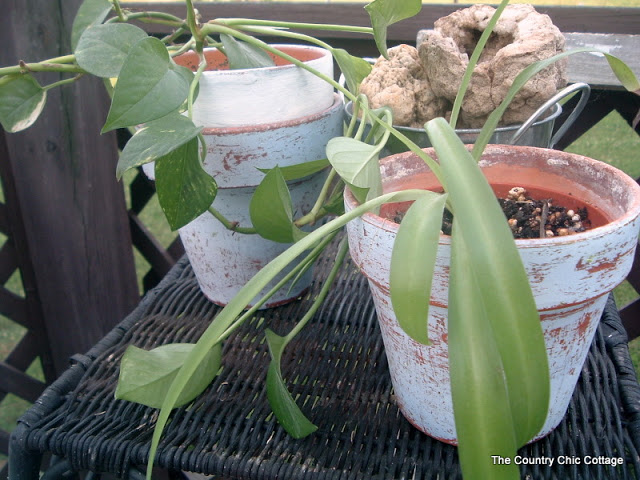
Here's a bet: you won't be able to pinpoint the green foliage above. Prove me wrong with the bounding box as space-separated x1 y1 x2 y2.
75 24 148 78
265 329 318 438
116 113 203 180
257 158 330 181
390 192 447 345
154 137 217 231
364 0 422 58
115 343 222 409
332 49 372 94
102 37 192 132
220 34 276 69
426 117 549 458
0 75 46 133
70 0 112 51
249 167 307 243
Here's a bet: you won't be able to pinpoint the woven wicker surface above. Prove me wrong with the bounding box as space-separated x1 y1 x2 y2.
13 242 640 479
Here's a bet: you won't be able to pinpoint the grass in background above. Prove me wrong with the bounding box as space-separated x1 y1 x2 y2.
564 110 640 368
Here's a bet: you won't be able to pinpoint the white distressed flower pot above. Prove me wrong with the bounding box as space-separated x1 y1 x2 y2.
147 45 342 307
345 145 640 444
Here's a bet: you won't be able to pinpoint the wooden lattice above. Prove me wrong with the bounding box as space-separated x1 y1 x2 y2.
0 133 57 477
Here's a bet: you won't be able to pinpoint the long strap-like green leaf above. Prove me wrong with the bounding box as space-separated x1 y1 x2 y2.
426 117 549 450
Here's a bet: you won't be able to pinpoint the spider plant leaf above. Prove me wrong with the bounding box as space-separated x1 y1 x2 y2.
250 166 307 243
115 342 222 409
75 24 148 78
365 0 421 58
265 329 318 438
116 113 202 179
449 220 520 480
71 0 112 51
426 117 549 447
102 36 190 132
390 191 447 345
155 137 217 231
0 75 46 133
220 34 276 69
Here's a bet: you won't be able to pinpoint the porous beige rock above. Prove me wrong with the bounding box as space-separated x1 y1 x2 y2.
359 44 448 128
419 4 567 128
361 4 567 129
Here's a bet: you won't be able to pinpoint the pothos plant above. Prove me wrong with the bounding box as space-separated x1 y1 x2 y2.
0 0 410 232
2 1 639 480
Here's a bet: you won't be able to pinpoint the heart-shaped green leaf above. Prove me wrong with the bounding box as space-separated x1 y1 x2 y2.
0 75 46 133
116 113 202 179
250 166 306 243
75 24 149 78
333 49 372 94
102 36 191 132
220 34 276 69
71 0 112 51
115 342 222 409
364 0 421 58
265 329 318 438
155 137 217 231
390 191 447 345
326 136 381 204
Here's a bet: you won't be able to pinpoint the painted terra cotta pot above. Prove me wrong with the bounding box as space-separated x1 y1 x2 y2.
345 144 640 444
147 45 343 307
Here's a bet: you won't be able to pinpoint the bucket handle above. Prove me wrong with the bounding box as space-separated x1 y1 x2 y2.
509 82 591 148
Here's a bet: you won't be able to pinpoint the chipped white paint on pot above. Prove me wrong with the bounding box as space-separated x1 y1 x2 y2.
344 145 640 444
146 46 341 307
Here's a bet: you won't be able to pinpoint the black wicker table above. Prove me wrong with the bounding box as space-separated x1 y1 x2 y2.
9 242 640 479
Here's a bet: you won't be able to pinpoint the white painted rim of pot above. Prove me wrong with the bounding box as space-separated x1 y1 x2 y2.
175 44 335 128
345 145 640 248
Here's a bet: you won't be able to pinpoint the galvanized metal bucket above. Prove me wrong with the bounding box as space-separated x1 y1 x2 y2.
343 82 590 154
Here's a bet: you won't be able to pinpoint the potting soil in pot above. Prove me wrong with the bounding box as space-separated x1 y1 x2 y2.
388 186 608 239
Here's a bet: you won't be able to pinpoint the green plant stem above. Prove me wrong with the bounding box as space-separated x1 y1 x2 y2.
43 74 83 91
0 60 84 77
217 230 339 344
185 0 205 51
201 24 348 98
189 54 208 119
104 9 186 28
283 238 348 345
294 169 337 227
161 27 189 45
110 0 126 22
207 206 258 235
234 25 335 52
216 18 373 36
449 0 509 129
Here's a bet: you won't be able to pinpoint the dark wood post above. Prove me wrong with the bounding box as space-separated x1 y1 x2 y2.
0 1 139 375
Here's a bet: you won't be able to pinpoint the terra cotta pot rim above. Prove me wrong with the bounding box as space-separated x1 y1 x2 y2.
175 44 329 75
344 144 640 248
